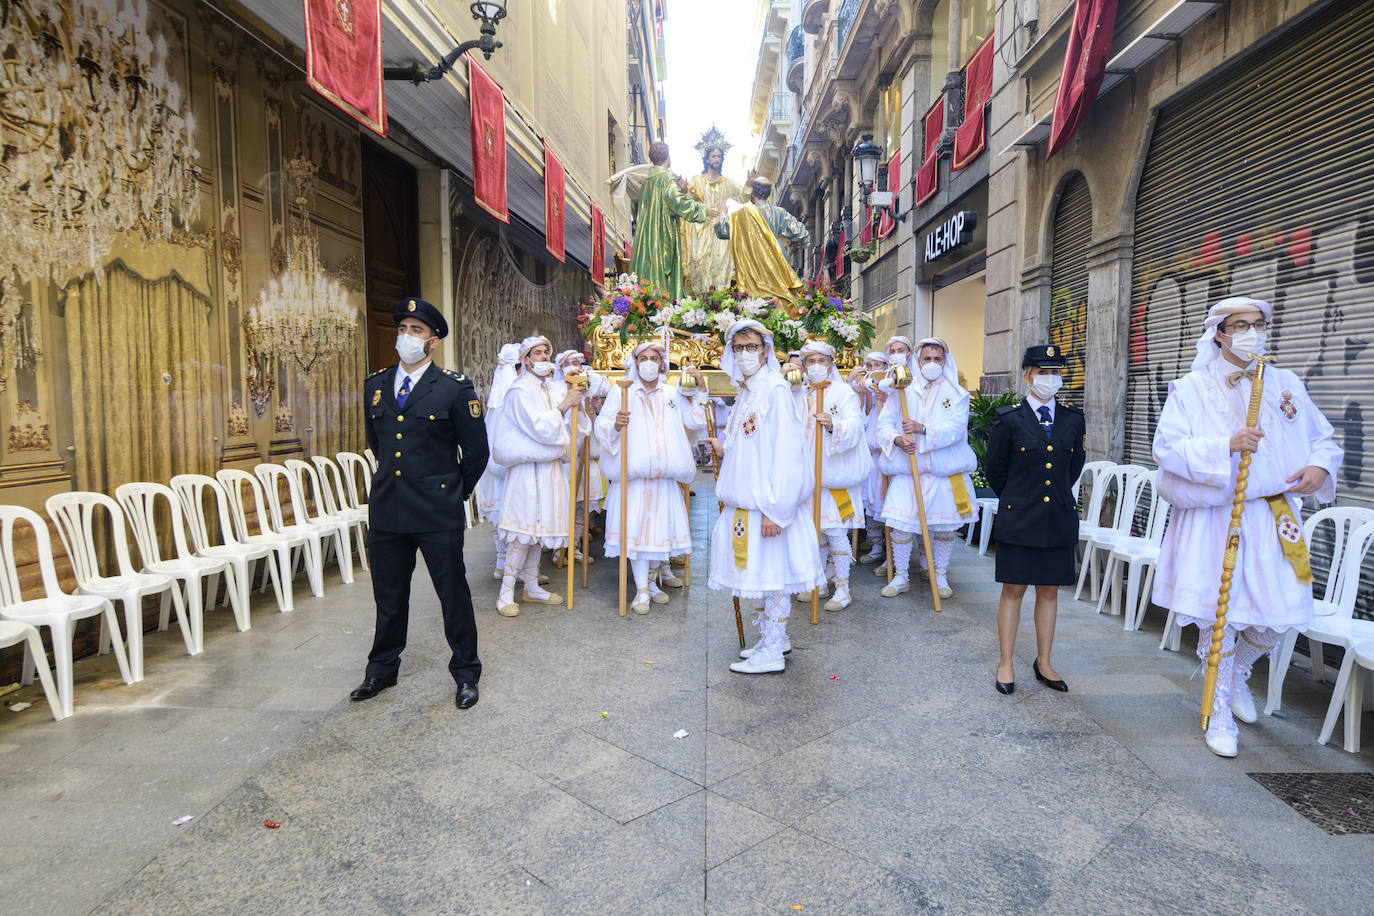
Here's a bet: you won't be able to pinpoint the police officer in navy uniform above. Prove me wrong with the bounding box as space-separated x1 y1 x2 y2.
985 344 1086 696
350 298 490 710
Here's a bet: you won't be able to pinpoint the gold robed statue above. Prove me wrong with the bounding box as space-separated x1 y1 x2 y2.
683 126 751 294
717 176 812 306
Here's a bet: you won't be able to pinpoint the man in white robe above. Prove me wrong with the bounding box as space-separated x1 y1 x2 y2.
794 341 872 611
477 342 520 579
596 342 707 614
493 336 583 617
554 349 596 567
704 320 824 673
850 350 891 564
876 338 978 598
1152 296 1342 758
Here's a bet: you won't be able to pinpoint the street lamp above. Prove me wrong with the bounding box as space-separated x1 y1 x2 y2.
851 134 882 204
385 0 509 83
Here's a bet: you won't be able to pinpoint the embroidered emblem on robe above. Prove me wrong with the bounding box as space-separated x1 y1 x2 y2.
1280 391 1297 420
742 414 757 437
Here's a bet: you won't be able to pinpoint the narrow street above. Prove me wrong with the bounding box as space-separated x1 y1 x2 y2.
1 474 1370 914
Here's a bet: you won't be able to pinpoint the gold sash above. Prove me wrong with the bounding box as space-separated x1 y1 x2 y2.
950 474 973 517
830 489 854 522
1264 495 1312 585
732 508 749 570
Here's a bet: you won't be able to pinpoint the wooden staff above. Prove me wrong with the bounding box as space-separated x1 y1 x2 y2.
810 380 830 625
1201 354 1275 729
617 378 633 617
707 400 745 649
582 449 591 589
566 374 587 610
891 366 940 612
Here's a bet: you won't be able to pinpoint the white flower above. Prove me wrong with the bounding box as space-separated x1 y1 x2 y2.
713 310 739 333
616 273 639 292
740 297 769 317
649 308 675 327
679 307 709 328
599 313 625 332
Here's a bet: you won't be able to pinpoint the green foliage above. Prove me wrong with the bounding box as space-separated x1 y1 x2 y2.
967 389 1017 489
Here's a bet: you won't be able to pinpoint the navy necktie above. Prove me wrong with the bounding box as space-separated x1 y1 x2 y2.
397 376 411 408
1037 405 1053 438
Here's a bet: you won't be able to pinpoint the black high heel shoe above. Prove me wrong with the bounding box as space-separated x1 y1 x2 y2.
1033 660 1068 692
995 679 1015 695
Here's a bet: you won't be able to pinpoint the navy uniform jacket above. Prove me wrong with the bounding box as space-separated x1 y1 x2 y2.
364 364 489 533
985 400 1086 548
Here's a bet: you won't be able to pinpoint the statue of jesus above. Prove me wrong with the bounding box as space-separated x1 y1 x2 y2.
683 127 753 295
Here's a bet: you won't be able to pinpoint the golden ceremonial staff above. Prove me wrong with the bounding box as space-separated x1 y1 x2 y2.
617 377 634 617
1201 353 1275 730
706 398 746 649
891 365 941 612
565 370 588 610
810 379 830 626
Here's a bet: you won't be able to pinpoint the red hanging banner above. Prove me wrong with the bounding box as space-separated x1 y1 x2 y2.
590 205 606 288
543 143 566 263
953 32 995 170
304 0 386 136
469 55 508 222
915 97 944 207
835 227 847 279
1046 0 1118 159
860 204 874 247
877 150 900 239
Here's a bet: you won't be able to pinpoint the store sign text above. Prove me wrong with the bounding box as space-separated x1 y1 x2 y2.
924 211 978 263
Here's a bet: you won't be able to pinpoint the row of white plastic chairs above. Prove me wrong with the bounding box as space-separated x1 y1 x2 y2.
1069 461 1374 753
0 452 378 721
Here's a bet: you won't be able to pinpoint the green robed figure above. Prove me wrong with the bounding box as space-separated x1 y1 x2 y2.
628 141 709 302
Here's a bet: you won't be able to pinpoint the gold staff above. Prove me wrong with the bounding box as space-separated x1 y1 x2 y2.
1201 353 1275 729
565 370 588 610
617 377 634 617
809 379 831 626
706 399 746 649
891 365 941 612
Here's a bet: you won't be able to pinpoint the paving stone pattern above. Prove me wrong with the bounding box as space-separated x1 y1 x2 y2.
1 473 1372 914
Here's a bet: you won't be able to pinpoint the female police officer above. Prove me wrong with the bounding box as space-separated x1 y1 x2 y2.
985 345 1085 695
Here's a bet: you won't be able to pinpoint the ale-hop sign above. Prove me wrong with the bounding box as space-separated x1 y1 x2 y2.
924 210 978 263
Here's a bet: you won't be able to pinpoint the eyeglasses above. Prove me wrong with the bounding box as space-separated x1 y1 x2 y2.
730 343 764 354
1222 318 1267 333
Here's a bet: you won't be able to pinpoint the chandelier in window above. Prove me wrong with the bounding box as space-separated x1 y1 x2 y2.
0 0 202 290
245 157 358 375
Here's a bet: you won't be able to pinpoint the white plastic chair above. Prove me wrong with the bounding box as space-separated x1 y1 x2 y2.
974 497 998 556
172 473 288 623
0 620 65 721
1073 460 1115 506
281 459 356 583
0 505 131 716
1095 480 1171 631
215 469 316 603
1320 639 1374 753
363 448 378 472
1075 464 1152 603
46 491 187 683
255 463 352 587
116 482 231 654
310 456 369 572
1262 506 1374 711
335 450 373 503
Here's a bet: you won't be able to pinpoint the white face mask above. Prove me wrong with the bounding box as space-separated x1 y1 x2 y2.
888 351 910 368
1030 374 1063 400
806 363 830 384
1226 328 1268 362
919 361 943 382
735 350 762 377
637 360 661 382
396 334 429 365
530 360 555 377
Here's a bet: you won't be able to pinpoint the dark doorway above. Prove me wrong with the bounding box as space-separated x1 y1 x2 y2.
362 142 420 371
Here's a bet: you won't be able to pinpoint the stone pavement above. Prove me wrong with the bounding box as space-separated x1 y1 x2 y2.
2 472 1372 914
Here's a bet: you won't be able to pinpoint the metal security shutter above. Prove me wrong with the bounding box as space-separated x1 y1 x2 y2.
1126 0 1374 615
865 249 899 306
1048 172 1091 406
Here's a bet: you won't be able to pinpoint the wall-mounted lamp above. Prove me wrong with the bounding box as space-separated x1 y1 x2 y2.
385 1 508 83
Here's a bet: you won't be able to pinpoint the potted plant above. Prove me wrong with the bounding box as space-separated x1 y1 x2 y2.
966 389 1017 543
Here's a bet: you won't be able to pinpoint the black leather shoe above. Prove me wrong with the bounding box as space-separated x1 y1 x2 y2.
995 679 1015 695
349 675 397 701
455 682 479 709
1034 660 1068 692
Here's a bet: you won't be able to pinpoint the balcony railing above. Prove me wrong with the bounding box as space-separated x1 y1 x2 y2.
786 25 805 93
768 91 792 123
836 0 860 51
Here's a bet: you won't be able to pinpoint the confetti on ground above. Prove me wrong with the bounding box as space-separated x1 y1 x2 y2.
261 820 281 829
9 701 31 712
792 906 804 911
672 729 689 739
643 660 654 665
171 815 194 827
829 676 840 681
600 711 608 719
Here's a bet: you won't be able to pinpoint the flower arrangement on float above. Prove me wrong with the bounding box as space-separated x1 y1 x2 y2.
579 274 874 362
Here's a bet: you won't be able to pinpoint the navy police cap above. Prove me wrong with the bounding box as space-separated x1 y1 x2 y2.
394 298 448 339
1022 344 1066 369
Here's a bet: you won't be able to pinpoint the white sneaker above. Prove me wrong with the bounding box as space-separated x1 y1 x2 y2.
740 638 791 659
881 576 910 598
1231 682 1258 724
1205 726 1238 758
730 653 785 674
631 591 651 615
824 585 851 611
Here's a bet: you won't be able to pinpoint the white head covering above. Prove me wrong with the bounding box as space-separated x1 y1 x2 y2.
488 342 521 406
885 335 915 366
1190 296 1273 371
624 341 667 384
519 335 552 363
721 319 779 385
799 340 844 385
587 370 610 398
553 348 585 383
864 350 890 367
914 336 961 389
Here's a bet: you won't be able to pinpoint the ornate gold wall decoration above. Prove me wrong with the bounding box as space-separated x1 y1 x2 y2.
7 401 52 452
227 399 250 437
274 399 294 433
